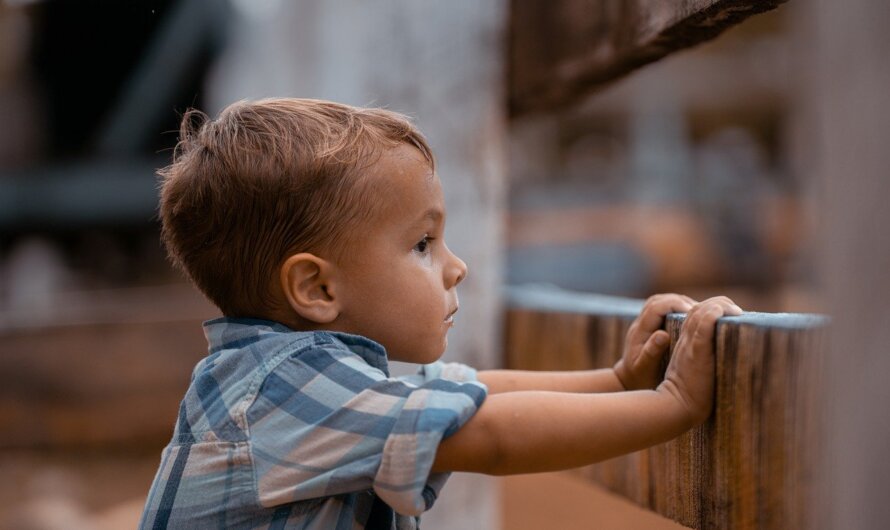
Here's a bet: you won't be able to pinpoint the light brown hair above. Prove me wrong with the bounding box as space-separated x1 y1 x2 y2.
158 98 434 317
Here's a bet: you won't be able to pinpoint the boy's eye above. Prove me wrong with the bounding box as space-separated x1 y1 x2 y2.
414 235 432 254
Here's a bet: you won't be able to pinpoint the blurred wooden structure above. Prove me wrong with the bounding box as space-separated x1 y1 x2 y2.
0 285 213 450
504 285 826 529
509 0 788 115
804 1 890 528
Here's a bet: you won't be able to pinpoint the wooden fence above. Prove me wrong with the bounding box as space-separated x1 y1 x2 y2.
504 285 827 529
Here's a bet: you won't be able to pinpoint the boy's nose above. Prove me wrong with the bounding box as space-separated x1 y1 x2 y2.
446 248 468 288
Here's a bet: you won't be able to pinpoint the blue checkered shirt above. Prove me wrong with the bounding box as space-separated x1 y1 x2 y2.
139 318 488 529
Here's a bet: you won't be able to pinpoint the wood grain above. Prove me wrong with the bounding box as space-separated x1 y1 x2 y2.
504 286 826 529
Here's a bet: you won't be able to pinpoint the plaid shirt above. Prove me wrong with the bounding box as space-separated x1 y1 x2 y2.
139 318 488 530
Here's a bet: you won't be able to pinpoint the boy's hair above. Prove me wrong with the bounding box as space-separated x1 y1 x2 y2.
158 98 434 317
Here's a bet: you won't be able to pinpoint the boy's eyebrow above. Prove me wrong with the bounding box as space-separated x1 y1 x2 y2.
415 208 443 224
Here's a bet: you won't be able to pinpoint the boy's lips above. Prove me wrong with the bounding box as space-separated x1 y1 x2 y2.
445 306 459 323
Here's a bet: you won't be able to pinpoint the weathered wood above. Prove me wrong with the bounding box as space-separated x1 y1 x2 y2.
509 0 788 115
504 285 826 529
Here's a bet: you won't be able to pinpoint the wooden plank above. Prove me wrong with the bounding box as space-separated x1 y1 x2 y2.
504 286 826 529
509 0 788 115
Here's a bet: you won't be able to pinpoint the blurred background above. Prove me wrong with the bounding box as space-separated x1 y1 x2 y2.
0 0 870 528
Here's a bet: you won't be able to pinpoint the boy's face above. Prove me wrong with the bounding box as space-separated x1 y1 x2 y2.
332 144 467 364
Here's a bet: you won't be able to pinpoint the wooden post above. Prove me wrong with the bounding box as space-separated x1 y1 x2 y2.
505 286 826 529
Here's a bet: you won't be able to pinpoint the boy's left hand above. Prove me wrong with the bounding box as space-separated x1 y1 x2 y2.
614 294 696 391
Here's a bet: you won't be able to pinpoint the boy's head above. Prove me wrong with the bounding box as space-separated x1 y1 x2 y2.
160 98 467 362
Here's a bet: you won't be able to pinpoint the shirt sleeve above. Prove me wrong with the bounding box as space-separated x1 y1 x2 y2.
396 360 481 386
246 346 488 516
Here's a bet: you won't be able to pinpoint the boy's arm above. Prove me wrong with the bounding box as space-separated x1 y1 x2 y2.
432 297 740 475
479 294 696 395
477 368 624 394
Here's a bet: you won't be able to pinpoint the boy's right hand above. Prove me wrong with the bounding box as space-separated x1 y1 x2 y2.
658 296 743 428
615 293 695 391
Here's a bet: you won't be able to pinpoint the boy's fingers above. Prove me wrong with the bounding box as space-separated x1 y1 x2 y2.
636 330 670 368
636 295 695 333
698 296 743 315
676 294 697 307
725 302 743 316
684 297 743 324
690 305 723 347
654 293 695 313
683 300 740 354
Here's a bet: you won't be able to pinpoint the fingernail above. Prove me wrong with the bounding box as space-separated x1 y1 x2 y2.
655 335 668 346
733 304 743 313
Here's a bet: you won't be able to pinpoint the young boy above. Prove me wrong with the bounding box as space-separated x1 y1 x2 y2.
139 98 742 529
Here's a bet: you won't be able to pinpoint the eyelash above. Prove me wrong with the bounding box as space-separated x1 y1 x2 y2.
414 235 433 254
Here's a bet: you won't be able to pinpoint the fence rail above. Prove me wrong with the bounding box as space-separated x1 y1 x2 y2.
504 285 827 529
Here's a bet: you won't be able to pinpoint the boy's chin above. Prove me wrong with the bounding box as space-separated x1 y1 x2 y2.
389 343 445 365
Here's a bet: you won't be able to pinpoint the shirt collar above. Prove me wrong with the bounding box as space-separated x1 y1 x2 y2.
201 317 391 374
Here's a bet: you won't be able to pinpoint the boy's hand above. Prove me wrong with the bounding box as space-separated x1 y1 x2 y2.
658 296 743 427
614 294 695 391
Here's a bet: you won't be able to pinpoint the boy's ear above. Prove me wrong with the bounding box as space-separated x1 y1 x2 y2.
279 253 340 324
